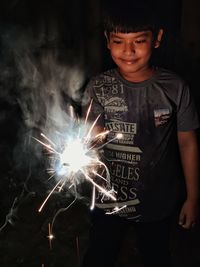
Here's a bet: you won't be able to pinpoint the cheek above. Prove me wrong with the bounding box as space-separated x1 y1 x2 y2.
138 45 152 58
110 47 121 58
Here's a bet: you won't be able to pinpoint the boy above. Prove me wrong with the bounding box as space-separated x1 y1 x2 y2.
81 1 199 267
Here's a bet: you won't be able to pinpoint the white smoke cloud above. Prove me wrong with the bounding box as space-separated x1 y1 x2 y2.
1 24 86 130
16 51 85 130
0 24 87 178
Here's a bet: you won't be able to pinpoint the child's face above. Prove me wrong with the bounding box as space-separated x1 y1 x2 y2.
106 30 163 80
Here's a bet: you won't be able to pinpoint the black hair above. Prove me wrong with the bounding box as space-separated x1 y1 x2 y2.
103 0 161 39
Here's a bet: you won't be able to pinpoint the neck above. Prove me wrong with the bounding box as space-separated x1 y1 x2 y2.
119 66 155 83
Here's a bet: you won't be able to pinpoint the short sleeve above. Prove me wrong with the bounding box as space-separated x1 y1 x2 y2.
177 84 199 131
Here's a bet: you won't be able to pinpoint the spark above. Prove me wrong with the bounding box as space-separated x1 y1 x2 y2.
84 98 93 124
82 170 116 201
105 205 127 215
116 133 123 139
84 113 102 141
97 132 124 149
32 102 126 246
90 185 96 210
33 103 123 214
47 223 54 249
38 179 63 212
41 133 56 146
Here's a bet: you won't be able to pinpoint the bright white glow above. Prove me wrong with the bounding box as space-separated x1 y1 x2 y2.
59 139 94 172
106 205 127 215
116 133 123 139
34 103 119 214
48 234 54 240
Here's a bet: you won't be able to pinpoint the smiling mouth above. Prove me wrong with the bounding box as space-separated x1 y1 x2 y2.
121 59 138 64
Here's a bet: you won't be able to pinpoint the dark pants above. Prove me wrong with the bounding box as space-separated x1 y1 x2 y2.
81 209 172 267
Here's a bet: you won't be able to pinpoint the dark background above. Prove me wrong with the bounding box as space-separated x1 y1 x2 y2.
0 0 199 79
0 0 200 266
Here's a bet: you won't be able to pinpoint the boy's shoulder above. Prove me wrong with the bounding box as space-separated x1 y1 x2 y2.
87 67 188 90
91 67 186 83
155 68 187 85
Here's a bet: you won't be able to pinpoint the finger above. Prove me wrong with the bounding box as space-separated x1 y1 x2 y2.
181 217 194 229
181 222 191 229
178 212 185 226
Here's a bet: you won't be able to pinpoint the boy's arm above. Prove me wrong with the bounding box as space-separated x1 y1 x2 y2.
178 130 200 229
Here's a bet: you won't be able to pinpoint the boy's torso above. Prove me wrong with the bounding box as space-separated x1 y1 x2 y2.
87 68 198 222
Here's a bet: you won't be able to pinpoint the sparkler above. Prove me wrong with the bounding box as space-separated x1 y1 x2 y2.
33 103 123 214
32 102 126 247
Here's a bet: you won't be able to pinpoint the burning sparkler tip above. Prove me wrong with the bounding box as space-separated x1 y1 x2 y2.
35 104 116 215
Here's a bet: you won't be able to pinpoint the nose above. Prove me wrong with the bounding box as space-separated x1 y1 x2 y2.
123 42 135 54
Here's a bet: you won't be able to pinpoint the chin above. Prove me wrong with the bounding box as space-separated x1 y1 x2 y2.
120 65 141 74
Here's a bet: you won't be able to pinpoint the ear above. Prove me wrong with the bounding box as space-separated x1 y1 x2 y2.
154 29 164 48
104 31 111 49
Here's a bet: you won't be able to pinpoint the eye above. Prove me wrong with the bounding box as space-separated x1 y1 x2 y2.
112 40 122 44
135 39 146 44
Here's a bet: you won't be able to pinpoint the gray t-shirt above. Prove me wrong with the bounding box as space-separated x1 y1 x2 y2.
83 68 199 222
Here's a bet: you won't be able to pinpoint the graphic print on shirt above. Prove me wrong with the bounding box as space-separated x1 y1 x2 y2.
92 77 127 120
154 109 170 127
93 76 142 220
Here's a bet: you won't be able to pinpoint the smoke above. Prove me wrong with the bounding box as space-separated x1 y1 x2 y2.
0 24 87 191
1 23 86 117
16 50 85 130
0 5 93 250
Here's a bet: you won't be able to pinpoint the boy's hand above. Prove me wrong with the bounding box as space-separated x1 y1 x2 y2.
179 198 199 229
178 131 199 229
